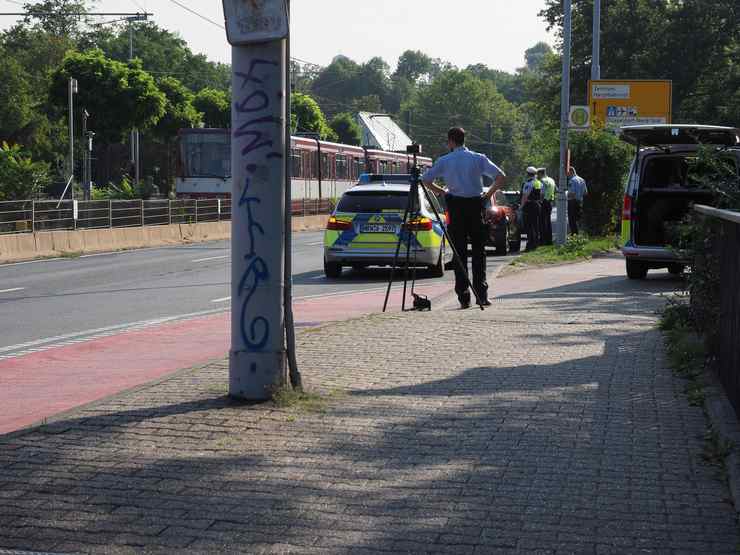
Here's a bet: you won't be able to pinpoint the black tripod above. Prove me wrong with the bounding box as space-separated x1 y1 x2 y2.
382 144 485 312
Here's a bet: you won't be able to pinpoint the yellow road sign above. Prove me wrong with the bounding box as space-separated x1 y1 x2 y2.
588 80 672 128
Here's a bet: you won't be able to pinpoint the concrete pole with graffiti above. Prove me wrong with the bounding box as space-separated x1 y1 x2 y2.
224 0 289 400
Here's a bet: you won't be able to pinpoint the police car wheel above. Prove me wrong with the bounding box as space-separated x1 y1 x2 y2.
429 250 445 278
324 259 342 278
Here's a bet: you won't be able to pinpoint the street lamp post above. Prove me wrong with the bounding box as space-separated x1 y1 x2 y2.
592 0 601 80
68 77 78 201
127 13 148 188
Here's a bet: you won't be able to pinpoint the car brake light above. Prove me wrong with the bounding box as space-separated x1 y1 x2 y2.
445 210 450 225
403 217 433 231
326 216 352 231
622 195 633 221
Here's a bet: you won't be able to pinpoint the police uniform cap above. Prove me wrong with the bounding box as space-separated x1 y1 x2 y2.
526 166 537 175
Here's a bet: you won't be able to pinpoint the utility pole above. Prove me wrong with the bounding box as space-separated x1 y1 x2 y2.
126 13 147 189
68 77 78 201
82 109 88 200
223 0 291 400
592 0 601 80
556 0 573 245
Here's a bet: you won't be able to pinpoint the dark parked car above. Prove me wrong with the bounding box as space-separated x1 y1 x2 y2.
485 189 522 254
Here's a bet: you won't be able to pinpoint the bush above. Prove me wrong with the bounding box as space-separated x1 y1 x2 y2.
568 129 633 236
0 142 50 201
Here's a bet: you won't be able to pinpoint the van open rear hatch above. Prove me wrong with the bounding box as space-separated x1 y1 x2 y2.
620 125 739 248
619 124 739 147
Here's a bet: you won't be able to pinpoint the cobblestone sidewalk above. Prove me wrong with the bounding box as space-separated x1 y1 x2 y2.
1 258 738 554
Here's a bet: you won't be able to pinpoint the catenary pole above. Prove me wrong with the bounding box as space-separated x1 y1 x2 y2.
556 0 573 245
224 0 289 400
68 77 76 201
592 0 601 80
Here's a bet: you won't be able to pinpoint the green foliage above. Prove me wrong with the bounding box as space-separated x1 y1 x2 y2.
0 142 50 201
291 92 337 141
567 129 633 236
151 76 202 143
91 175 139 200
394 50 434 83
0 50 35 142
329 113 361 146
193 88 230 129
86 22 231 93
22 0 90 38
49 50 166 145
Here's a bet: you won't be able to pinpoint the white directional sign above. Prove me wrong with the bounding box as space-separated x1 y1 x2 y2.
223 0 289 45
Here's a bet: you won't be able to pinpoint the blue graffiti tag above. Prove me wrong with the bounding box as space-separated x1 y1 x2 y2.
233 58 284 353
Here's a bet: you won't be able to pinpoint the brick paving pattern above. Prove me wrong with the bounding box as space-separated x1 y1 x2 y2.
1 258 737 553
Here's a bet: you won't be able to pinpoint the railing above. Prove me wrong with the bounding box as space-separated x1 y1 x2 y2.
694 205 740 416
0 197 331 235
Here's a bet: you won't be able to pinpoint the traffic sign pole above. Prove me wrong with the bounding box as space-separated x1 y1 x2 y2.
556 0 573 245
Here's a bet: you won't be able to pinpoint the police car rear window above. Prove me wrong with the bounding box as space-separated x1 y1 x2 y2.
337 191 408 213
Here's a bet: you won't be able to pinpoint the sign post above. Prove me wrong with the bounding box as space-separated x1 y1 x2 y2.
556 0 573 246
223 0 289 400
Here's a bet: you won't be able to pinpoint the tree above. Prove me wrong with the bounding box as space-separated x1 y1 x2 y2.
194 88 230 129
151 76 202 142
402 69 524 169
351 95 383 114
0 51 35 143
49 50 166 145
395 50 433 83
524 42 553 72
291 93 336 141
0 142 50 201
22 0 90 38
330 113 361 146
85 22 231 93
568 129 632 236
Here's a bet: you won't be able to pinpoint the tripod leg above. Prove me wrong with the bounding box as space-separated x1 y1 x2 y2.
383 199 412 312
420 185 485 310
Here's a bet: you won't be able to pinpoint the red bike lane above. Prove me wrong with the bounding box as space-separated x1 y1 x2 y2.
0 282 451 434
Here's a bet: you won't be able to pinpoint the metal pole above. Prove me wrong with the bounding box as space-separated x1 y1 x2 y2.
68 78 75 201
228 37 288 400
592 0 601 80
556 0 573 245
487 122 493 160
82 110 87 201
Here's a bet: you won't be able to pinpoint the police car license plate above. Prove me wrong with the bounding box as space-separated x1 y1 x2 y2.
361 223 397 233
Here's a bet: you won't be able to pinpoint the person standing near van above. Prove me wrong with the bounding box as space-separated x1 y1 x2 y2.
422 127 505 308
520 166 542 251
567 167 588 235
537 167 556 245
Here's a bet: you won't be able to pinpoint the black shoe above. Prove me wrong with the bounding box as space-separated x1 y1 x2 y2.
479 299 492 307
459 295 471 309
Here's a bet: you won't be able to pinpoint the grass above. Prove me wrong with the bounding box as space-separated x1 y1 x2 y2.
271 385 342 415
509 235 617 268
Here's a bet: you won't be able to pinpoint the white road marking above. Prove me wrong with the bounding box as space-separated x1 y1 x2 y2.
211 296 231 303
0 287 24 294
192 255 229 263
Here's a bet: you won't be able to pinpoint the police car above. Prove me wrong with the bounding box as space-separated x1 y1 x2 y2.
323 174 453 278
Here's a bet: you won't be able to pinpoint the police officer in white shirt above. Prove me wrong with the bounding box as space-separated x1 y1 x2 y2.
422 127 506 309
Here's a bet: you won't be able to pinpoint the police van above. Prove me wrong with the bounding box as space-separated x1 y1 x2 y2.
323 174 453 278
619 124 740 279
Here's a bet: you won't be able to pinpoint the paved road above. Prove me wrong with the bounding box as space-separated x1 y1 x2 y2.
1 231 517 355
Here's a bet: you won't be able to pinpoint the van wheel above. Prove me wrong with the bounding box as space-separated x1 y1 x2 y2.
509 234 521 253
626 260 648 280
668 264 684 275
324 259 342 278
429 246 445 278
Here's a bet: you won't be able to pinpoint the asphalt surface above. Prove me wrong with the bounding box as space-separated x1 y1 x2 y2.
0 232 516 355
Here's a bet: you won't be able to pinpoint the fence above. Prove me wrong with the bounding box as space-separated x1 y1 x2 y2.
0 197 334 235
694 205 740 416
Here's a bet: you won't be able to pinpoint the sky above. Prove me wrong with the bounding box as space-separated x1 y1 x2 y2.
1 0 558 73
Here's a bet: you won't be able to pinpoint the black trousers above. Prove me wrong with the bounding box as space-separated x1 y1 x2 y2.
446 195 488 302
523 201 541 250
568 199 582 235
541 200 553 245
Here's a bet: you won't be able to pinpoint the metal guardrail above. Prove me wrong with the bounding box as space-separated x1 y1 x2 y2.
694 204 740 416
0 197 327 235
0 198 240 234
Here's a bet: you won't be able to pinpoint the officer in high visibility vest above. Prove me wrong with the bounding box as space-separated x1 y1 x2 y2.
537 168 556 245
521 166 542 251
